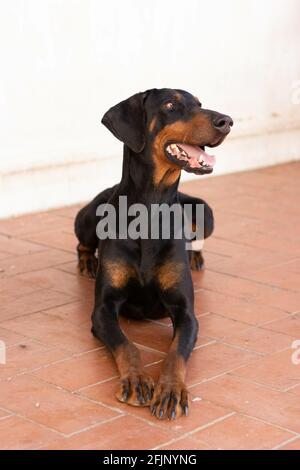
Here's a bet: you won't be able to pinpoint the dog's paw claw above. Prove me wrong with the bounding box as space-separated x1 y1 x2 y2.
150 380 189 420
116 372 154 407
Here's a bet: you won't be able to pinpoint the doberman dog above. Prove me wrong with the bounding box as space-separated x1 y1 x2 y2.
74 88 233 420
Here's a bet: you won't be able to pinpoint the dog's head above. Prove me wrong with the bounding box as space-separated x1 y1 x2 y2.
102 88 233 181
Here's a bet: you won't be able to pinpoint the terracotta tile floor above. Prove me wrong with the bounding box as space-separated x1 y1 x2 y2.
0 162 300 450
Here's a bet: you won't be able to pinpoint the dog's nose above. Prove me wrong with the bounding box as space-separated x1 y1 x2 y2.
213 114 233 134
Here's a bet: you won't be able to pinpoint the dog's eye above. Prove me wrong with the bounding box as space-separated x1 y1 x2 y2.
165 102 174 110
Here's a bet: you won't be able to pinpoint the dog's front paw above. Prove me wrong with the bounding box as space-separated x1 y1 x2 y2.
78 252 98 279
150 379 188 420
190 250 204 271
116 372 155 407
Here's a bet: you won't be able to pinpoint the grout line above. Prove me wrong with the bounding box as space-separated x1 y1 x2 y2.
0 340 163 390
2 400 125 447
152 311 211 329
0 413 13 422
22 371 126 417
259 324 300 339
1 257 77 280
203 248 232 259
28 346 104 370
145 358 165 367
150 319 173 328
218 340 265 356
0 295 81 323
195 311 212 317
132 341 167 356
122 412 169 430
240 412 299 436
211 234 284 252
64 414 124 439
151 434 208 450
272 434 300 450
0 232 47 248
229 368 299 394
226 371 295 393
206 266 300 295
23 243 75 256
187 360 281 392
75 355 165 394
72 392 128 416
283 382 300 393
76 375 119 393
186 381 300 437
193 339 217 350
152 411 236 450
0 355 78 383
194 287 292 318
194 279 298 307
1 343 108 383
226 343 296 363
2 411 64 437
197 311 255 327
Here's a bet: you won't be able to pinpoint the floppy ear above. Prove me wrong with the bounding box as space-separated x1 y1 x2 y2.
101 92 148 153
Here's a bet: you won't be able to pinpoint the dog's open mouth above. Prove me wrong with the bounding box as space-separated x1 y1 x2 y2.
165 143 216 174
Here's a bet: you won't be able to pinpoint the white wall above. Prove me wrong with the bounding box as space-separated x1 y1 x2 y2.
1 0 300 217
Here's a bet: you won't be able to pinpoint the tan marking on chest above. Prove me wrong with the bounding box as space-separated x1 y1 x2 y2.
104 260 136 289
156 261 184 290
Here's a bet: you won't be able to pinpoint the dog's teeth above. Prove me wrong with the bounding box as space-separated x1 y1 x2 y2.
178 152 188 160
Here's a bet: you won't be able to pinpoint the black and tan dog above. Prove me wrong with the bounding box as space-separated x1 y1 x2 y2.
75 88 233 420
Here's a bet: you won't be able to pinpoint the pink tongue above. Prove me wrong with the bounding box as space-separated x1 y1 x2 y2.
177 143 216 168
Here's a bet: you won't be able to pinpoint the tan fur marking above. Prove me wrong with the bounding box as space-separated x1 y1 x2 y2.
114 342 155 407
150 330 188 418
104 260 136 288
152 113 213 186
161 347 186 382
149 117 157 133
157 261 183 290
114 342 141 376
164 327 190 385
152 158 181 187
77 243 92 253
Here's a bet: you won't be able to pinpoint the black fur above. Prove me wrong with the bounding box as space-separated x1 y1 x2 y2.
74 88 233 419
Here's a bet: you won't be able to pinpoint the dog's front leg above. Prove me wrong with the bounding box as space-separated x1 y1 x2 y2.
150 296 198 420
91 286 154 407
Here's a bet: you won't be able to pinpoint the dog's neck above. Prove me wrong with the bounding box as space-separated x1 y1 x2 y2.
118 145 181 204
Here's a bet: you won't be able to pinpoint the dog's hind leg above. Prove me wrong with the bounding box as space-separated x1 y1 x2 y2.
178 192 214 271
74 185 117 278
